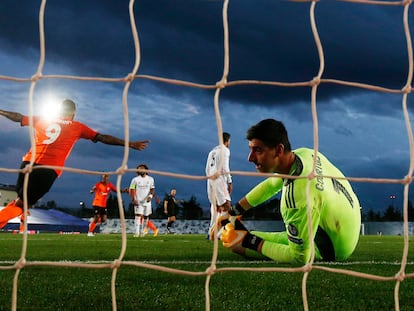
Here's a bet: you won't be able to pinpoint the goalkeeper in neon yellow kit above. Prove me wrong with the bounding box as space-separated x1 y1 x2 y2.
220 119 361 264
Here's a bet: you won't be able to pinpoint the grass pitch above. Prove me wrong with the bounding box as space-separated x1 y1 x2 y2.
0 233 413 311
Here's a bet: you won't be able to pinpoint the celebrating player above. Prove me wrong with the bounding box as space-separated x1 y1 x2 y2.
220 119 361 264
87 174 128 237
0 99 149 228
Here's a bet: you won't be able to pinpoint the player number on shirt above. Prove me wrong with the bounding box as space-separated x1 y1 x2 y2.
42 123 62 144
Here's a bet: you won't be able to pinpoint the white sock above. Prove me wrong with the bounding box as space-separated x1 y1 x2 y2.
135 216 141 235
143 218 149 233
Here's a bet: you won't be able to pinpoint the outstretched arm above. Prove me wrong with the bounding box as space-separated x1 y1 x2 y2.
94 133 149 151
0 109 23 123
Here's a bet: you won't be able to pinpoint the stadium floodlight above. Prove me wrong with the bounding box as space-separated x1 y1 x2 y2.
38 93 61 121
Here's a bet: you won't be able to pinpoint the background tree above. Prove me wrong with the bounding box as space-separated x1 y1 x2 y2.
382 205 402 221
154 199 165 218
363 208 382 221
243 197 281 220
408 200 414 221
106 194 121 218
181 195 203 219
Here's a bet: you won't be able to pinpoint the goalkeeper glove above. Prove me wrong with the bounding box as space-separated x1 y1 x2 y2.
209 212 233 240
221 223 247 255
220 218 263 255
210 210 246 240
219 214 245 230
211 202 246 240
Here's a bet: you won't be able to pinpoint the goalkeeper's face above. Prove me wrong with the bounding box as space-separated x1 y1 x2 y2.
247 138 280 173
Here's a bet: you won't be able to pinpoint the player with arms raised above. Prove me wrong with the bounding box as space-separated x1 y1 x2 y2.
0 99 149 228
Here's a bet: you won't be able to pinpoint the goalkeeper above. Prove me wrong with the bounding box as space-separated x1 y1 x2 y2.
220 119 361 264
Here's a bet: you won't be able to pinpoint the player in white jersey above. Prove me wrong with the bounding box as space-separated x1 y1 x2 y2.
129 164 155 237
205 132 232 240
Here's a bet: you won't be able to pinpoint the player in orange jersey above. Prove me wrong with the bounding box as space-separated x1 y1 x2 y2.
0 99 149 229
87 174 128 236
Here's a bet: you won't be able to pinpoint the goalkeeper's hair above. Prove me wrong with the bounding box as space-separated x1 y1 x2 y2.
246 118 292 151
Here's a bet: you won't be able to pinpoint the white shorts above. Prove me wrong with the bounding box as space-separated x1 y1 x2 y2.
207 177 231 207
134 203 152 217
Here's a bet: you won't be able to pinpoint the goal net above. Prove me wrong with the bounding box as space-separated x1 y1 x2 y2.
0 0 413 310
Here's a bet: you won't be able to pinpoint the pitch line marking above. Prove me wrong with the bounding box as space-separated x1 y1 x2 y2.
1 260 413 265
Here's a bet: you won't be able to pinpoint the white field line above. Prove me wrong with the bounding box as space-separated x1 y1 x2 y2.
1 260 413 265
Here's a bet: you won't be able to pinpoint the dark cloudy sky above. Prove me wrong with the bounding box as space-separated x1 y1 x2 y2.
0 0 412 215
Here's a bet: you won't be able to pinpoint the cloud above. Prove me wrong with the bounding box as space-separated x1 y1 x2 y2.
0 0 412 214
1 1 408 100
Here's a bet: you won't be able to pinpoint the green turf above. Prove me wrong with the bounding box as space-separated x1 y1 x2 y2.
0 234 413 311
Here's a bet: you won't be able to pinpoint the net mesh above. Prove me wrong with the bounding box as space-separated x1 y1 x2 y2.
0 0 413 310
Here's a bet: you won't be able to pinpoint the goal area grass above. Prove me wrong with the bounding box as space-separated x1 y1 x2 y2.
0 234 413 310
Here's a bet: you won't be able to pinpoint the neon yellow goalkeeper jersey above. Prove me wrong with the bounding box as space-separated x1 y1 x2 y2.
245 148 361 264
